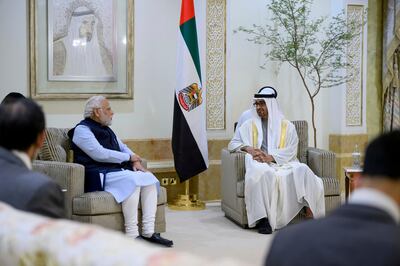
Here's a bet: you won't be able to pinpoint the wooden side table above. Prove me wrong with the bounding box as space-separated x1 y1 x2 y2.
344 167 363 201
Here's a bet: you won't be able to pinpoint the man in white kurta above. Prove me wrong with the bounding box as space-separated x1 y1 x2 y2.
228 87 325 234
69 96 172 247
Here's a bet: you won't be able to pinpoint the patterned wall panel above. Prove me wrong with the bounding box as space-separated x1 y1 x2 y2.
346 5 364 126
206 0 226 129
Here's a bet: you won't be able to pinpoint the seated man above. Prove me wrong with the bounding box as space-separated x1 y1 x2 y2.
228 86 325 234
68 95 173 247
266 131 400 266
0 98 65 218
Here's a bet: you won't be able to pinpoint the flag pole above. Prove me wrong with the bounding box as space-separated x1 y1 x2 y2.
170 0 208 210
168 176 205 210
185 179 189 195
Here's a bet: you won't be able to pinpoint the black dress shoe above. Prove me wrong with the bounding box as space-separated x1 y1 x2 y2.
257 218 272 234
141 233 173 247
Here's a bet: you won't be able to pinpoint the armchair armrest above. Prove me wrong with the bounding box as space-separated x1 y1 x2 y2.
221 148 246 203
306 148 336 178
221 148 246 182
32 160 85 218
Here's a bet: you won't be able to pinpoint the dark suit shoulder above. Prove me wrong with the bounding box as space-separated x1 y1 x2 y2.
0 159 65 218
27 180 65 219
266 204 400 266
13 170 61 194
335 203 397 223
20 170 57 185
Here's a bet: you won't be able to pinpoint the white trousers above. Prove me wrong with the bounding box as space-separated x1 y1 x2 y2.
122 184 157 238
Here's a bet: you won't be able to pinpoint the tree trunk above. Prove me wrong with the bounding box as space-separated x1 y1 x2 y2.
310 97 317 148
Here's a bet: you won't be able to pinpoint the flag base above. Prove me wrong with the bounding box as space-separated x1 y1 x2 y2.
168 194 205 210
168 180 205 210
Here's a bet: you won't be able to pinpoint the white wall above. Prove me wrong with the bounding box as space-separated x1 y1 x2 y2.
0 0 368 149
0 0 29 100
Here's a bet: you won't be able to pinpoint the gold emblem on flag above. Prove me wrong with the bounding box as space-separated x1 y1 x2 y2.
178 83 203 112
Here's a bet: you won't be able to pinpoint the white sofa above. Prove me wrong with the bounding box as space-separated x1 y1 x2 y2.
0 202 239 266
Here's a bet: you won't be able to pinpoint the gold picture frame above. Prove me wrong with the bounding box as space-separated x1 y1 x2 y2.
30 0 133 99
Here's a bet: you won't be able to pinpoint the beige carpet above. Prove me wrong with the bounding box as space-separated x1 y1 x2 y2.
161 202 274 266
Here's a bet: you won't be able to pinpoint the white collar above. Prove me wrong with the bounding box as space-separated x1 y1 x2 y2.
349 188 400 224
11 150 32 170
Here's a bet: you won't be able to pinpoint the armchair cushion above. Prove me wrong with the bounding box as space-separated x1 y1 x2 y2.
73 187 167 216
73 191 121 215
38 128 71 162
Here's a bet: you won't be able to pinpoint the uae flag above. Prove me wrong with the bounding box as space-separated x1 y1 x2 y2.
172 0 209 182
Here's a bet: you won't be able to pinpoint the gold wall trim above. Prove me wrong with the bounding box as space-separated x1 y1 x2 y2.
206 0 226 129
346 5 365 126
329 133 369 153
329 133 368 193
366 0 383 138
124 138 230 161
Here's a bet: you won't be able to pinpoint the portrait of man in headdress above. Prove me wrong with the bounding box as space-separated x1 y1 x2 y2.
49 0 116 81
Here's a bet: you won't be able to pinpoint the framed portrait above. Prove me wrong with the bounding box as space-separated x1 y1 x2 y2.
30 0 133 99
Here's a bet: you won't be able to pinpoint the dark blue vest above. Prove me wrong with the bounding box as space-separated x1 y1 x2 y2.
68 118 131 192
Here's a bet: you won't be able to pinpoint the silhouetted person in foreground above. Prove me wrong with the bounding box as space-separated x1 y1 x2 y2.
0 98 65 218
265 130 400 266
1 92 25 105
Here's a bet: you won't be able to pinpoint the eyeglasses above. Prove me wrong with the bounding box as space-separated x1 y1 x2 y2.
253 101 266 107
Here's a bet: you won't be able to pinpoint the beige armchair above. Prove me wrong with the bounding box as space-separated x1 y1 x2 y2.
33 128 167 233
221 120 341 227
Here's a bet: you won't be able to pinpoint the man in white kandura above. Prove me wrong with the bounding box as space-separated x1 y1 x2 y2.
228 86 325 234
68 96 173 247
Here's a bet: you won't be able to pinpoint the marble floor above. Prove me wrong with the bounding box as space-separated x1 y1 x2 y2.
161 202 273 266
